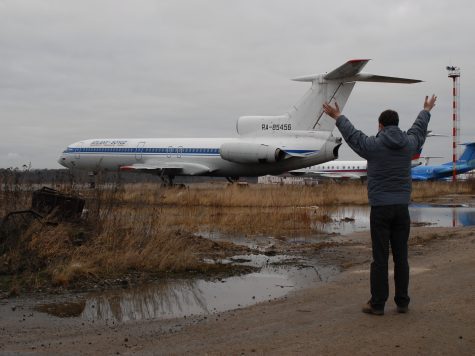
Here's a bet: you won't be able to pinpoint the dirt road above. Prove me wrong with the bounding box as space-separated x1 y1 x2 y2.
1 226 474 355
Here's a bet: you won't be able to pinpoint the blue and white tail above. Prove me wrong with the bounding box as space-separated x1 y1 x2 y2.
236 59 421 135
458 143 475 164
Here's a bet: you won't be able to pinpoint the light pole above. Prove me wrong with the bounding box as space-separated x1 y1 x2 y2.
446 66 460 182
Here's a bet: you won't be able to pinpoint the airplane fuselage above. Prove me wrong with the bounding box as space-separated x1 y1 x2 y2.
411 162 474 180
59 135 341 177
291 160 367 180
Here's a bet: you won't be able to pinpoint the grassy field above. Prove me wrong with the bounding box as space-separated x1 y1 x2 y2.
1 179 474 292
88 180 475 207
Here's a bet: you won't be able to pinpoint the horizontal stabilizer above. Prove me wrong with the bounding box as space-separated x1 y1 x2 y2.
350 73 422 84
427 131 447 137
324 59 370 80
292 59 421 84
292 59 370 82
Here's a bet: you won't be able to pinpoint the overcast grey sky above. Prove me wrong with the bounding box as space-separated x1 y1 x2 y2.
1 0 474 168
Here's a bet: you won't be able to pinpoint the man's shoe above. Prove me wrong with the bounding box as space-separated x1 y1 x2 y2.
397 305 409 313
362 302 384 316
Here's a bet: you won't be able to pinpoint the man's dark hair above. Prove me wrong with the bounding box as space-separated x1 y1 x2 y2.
378 110 399 127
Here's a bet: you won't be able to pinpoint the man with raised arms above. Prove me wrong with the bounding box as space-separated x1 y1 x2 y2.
323 95 437 315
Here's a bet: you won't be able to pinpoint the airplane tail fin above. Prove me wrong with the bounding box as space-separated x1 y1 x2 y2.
412 132 445 166
411 147 423 167
458 143 475 163
236 60 421 135
290 59 421 132
418 156 443 166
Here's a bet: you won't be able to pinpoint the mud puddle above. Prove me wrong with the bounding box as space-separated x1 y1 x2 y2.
24 203 475 324
32 254 338 323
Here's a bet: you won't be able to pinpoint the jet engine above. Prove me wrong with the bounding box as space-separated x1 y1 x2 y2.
220 142 286 164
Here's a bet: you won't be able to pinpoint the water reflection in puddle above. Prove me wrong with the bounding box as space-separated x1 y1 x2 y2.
36 254 338 322
409 203 475 227
322 204 475 235
322 206 370 235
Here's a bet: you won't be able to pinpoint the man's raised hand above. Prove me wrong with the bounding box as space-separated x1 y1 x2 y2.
323 101 341 119
424 95 437 112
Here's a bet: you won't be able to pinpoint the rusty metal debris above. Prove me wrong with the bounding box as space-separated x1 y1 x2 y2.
0 187 85 249
31 187 85 220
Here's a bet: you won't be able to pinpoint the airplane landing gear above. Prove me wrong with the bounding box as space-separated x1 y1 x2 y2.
160 175 175 187
225 176 240 184
88 171 97 189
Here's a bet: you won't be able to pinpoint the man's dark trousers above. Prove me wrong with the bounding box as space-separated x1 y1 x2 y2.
369 204 411 310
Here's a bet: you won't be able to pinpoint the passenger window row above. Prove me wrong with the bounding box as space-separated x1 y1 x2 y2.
68 147 219 154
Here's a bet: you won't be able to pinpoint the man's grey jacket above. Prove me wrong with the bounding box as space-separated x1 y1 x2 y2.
335 110 431 206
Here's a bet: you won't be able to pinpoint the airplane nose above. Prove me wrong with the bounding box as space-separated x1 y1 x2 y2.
58 155 68 167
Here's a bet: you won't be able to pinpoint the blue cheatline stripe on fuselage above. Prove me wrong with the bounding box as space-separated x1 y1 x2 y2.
63 147 319 156
64 147 221 155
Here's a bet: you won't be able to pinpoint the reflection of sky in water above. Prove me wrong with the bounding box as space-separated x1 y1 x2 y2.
322 206 370 235
409 204 475 227
37 255 338 323
323 204 475 235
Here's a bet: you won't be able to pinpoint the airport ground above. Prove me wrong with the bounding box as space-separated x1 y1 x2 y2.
1 225 474 354
1 181 475 354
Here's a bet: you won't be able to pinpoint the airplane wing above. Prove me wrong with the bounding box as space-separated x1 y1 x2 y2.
345 173 366 180
120 162 213 176
307 172 363 180
317 173 345 179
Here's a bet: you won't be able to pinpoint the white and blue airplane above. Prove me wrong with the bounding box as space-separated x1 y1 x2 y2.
58 59 420 184
289 156 423 181
411 143 475 180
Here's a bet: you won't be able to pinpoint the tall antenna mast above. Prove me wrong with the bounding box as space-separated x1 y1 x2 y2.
446 66 461 182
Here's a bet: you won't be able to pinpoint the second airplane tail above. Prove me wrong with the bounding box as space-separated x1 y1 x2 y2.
458 143 475 164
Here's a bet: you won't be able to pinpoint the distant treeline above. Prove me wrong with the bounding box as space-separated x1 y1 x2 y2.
0 168 257 185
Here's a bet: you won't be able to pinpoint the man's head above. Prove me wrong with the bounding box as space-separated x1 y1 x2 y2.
378 110 399 129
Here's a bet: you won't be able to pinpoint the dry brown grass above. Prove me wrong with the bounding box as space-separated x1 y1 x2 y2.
2 179 475 290
2 214 214 288
115 182 369 207
0 170 33 216
153 181 474 207
411 181 474 201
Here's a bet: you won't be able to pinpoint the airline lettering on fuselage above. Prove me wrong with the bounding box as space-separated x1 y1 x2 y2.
261 124 292 131
91 140 128 146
